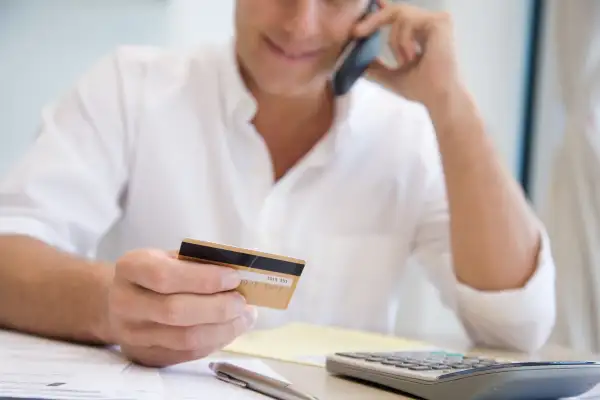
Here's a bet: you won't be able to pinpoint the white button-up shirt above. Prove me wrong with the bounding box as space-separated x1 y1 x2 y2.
0 42 555 351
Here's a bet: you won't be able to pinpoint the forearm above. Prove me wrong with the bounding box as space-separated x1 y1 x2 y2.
0 235 114 344
428 88 541 291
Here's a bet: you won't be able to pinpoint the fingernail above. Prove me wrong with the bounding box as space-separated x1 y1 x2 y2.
235 293 247 313
243 306 257 328
222 270 241 289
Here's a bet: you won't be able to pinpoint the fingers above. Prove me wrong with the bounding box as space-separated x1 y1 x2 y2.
116 249 241 295
354 6 396 38
118 307 256 352
120 345 202 368
390 21 422 68
398 22 417 62
388 17 405 65
366 58 396 85
353 3 438 55
111 248 259 368
111 282 248 326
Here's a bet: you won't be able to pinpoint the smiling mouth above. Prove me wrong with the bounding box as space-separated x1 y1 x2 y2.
263 36 322 61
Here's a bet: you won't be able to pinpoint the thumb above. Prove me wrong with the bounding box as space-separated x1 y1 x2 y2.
365 58 395 82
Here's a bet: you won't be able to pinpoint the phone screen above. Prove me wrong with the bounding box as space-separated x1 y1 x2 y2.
331 0 382 96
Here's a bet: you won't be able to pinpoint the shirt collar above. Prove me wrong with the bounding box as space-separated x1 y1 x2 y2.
217 39 359 159
218 40 258 125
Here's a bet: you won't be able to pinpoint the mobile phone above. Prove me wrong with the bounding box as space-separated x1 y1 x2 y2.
331 0 382 96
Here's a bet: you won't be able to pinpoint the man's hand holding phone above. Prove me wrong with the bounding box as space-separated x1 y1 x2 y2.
106 249 257 368
355 0 464 113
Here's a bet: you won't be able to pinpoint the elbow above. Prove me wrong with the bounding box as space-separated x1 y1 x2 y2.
466 306 556 354
503 316 556 354
502 291 557 354
458 287 557 353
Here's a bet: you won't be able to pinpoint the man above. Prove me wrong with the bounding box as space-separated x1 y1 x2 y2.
0 0 555 367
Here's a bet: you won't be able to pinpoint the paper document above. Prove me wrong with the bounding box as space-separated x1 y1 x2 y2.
0 329 162 399
224 322 436 367
161 357 289 400
0 329 291 399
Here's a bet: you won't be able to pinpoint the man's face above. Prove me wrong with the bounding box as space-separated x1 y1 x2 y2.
235 0 370 96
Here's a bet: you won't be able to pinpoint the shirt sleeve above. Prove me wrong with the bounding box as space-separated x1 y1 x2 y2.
410 115 556 353
0 48 140 257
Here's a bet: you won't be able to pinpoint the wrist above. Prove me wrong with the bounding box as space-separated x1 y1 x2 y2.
424 83 476 131
92 262 117 345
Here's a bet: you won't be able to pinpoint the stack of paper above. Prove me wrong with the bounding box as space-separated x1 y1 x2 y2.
0 329 162 399
0 329 288 400
224 322 436 367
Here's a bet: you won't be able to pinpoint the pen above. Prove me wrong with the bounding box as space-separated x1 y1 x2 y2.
209 361 319 400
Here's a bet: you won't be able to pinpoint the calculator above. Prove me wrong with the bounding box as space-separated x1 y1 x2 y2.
325 350 600 400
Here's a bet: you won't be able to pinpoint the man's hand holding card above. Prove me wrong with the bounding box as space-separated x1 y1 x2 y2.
105 238 303 368
107 246 259 368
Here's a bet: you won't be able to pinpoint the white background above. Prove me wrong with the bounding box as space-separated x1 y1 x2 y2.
0 0 536 340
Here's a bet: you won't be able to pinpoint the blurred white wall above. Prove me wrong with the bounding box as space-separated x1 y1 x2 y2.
446 0 533 175
166 0 234 49
0 0 167 176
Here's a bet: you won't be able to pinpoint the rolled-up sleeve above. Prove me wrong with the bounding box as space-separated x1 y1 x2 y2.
410 114 556 353
412 184 556 352
453 229 555 352
0 48 140 257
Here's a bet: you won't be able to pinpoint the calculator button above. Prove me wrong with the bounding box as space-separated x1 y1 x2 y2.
419 362 441 367
397 363 416 368
392 362 413 368
386 356 410 362
376 363 445 381
408 366 431 371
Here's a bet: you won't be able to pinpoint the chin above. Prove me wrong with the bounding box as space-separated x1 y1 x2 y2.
237 43 332 96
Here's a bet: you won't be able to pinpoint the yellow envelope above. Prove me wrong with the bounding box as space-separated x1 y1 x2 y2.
223 323 436 367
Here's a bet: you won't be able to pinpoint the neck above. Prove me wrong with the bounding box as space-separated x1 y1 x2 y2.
236 58 337 181
252 86 334 133
238 65 334 137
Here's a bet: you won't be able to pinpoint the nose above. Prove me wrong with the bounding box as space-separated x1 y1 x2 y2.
282 0 320 39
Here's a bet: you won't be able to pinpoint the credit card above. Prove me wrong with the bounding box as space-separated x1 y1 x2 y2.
177 238 305 310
